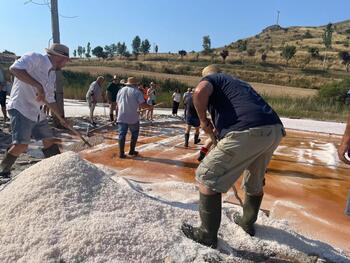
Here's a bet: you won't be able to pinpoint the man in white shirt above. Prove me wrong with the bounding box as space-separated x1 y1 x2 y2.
86 76 104 125
0 44 70 179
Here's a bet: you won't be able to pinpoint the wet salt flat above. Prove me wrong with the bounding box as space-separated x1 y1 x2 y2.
81 123 350 255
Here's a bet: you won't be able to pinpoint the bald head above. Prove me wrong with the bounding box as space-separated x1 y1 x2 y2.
202 64 221 77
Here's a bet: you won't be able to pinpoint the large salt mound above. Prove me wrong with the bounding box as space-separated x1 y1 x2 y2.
0 152 349 263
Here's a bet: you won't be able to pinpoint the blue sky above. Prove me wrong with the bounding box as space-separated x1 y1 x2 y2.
0 0 349 56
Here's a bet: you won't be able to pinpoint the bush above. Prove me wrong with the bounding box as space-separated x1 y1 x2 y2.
317 77 350 103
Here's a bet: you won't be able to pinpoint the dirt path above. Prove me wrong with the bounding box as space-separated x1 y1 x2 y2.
66 66 317 98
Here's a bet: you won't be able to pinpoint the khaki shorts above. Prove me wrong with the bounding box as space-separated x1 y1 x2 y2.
196 124 284 195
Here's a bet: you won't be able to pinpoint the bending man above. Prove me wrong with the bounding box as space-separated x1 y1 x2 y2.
181 65 285 248
0 44 70 179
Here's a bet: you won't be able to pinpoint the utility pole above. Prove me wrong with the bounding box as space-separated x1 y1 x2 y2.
50 0 65 121
276 10 280 26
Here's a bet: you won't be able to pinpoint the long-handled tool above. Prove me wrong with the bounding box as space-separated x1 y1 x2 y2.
138 102 164 113
86 121 116 136
44 101 92 147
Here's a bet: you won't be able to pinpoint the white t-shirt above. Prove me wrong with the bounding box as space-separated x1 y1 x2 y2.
86 81 102 102
117 85 145 124
173 92 181 103
7 52 56 122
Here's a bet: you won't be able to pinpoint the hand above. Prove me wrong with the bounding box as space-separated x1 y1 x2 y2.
338 143 350 164
36 86 45 102
200 118 217 145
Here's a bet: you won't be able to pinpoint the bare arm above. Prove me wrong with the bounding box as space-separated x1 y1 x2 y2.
338 116 350 164
10 68 45 101
193 80 216 142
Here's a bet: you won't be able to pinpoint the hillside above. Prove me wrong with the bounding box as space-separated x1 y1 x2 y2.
218 20 350 70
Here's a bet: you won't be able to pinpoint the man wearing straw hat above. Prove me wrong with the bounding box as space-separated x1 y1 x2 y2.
181 64 285 248
116 77 151 158
0 44 70 180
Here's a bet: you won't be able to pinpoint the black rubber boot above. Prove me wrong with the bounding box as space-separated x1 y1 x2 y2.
42 144 61 158
194 133 201 144
119 138 126 158
0 152 18 178
128 137 139 156
109 114 114 122
181 192 222 248
197 147 209 162
234 194 263 236
184 133 190 147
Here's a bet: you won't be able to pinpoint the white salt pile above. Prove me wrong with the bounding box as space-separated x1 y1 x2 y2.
0 152 349 263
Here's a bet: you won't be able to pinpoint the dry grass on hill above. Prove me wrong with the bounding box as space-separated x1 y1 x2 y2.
66 66 317 98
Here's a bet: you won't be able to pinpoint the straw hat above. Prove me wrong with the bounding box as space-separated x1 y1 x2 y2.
125 77 139 86
45 43 69 58
202 64 221 77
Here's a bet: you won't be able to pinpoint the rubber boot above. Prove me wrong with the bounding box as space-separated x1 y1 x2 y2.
194 133 201 144
181 193 222 248
184 133 190 147
118 138 126 158
197 147 209 162
109 114 114 122
128 138 138 156
42 144 60 158
0 152 18 178
234 194 263 236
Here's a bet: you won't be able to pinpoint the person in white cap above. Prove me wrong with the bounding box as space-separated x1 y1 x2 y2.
0 43 70 181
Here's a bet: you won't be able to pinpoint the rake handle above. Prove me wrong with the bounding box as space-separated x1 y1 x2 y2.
44 101 92 147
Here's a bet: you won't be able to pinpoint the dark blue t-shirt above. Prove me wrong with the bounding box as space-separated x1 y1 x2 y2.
203 73 282 138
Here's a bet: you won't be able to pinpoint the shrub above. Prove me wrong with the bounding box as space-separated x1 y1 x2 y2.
317 77 350 103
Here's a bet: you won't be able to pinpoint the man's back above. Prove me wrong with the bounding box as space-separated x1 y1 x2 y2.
203 73 282 138
117 86 144 124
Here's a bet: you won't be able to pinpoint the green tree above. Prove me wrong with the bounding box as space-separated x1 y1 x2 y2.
308 47 319 58
247 47 256 57
178 50 187 60
92 46 107 59
116 42 128 56
82 47 86 57
220 49 229 63
140 39 151 55
261 53 267 63
339 51 350 72
323 23 333 69
73 49 77 57
77 46 83 57
237 40 247 52
154 45 158 54
202 35 212 54
86 42 91 57
132 36 141 58
281 45 296 65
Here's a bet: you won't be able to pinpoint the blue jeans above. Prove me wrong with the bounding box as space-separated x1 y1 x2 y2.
118 122 140 142
346 191 350 216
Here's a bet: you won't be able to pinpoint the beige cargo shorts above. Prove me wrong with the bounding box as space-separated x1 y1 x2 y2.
196 124 285 195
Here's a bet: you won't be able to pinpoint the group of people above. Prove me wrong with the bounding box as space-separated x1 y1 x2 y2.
0 43 349 250
86 76 158 125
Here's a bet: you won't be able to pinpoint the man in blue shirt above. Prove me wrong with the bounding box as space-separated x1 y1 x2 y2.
181 65 285 248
